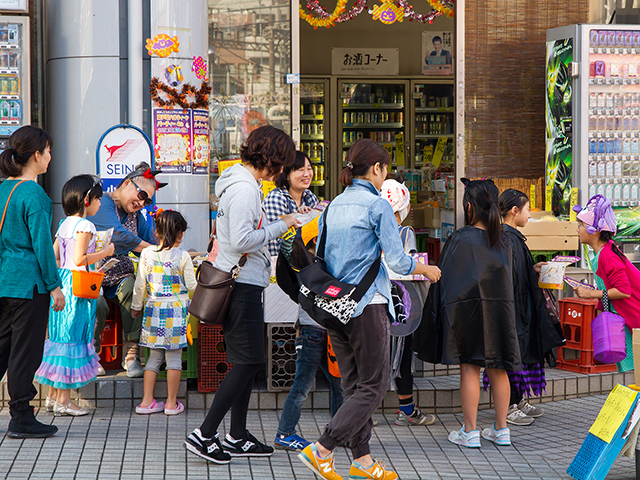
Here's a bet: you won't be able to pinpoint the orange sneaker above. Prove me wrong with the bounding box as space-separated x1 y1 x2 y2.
349 459 398 480
298 443 343 480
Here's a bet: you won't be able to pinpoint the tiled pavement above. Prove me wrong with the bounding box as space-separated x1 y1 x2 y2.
0 394 636 479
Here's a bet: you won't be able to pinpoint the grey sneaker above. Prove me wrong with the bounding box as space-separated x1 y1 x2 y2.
395 407 436 426
518 399 544 418
123 357 144 378
506 405 534 426
448 425 481 448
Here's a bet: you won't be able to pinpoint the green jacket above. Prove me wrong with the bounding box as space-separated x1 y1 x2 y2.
0 179 61 299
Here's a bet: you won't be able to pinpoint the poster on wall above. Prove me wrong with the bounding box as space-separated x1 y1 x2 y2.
546 38 573 138
0 0 27 12
153 109 192 173
422 32 453 76
191 109 210 174
546 137 573 216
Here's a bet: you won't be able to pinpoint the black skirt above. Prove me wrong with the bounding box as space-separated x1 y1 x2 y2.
222 282 265 364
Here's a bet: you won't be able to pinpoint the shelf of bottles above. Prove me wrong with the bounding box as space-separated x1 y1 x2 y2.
587 29 640 206
0 23 23 134
300 83 326 199
413 83 454 170
340 83 405 171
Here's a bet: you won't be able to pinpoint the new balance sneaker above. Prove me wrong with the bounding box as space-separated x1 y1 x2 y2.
222 430 274 457
184 429 231 464
274 433 310 451
482 423 511 446
394 407 436 426
349 459 398 479
506 405 534 426
298 444 342 480
448 425 481 448
518 399 544 418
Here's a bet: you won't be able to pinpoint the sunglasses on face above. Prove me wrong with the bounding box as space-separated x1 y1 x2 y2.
130 179 153 206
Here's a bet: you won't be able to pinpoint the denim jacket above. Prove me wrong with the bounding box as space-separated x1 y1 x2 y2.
319 178 416 319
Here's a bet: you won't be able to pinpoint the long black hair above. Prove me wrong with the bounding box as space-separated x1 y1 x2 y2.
62 175 103 216
600 231 627 261
0 125 52 177
155 210 188 251
462 178 502 248
499 189 529 218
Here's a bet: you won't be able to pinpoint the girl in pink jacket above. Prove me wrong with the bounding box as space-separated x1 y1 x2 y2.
573 195 640 372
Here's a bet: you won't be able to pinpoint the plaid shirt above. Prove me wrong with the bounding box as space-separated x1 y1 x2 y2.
263 187 318 256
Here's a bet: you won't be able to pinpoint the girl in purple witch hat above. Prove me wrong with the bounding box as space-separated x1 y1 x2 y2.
573 194 640 373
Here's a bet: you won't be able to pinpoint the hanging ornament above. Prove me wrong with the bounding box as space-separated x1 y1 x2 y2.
192 56 208 80
145 33 180 57
150 77 212 110
164 64 184 87
397 0 441 23
299 0 348 29
427 0 454 17
370 0 404 24
304 0 367 23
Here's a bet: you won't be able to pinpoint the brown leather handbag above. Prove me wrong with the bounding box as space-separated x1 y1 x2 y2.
188 255 247 325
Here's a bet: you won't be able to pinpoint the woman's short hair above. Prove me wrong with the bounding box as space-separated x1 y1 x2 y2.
240 125 296 178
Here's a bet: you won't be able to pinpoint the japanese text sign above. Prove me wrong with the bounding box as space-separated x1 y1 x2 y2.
332 48 399 76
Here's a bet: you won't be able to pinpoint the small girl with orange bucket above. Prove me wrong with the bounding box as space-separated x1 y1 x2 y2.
35 175 115 416
572 194 640 373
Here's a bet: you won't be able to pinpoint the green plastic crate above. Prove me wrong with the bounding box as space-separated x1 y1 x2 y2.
143 338 198 379
530 250 571 264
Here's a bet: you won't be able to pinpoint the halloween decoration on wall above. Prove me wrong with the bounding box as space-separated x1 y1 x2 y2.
145 33 180 57
192 56 208 80
150 77 212 110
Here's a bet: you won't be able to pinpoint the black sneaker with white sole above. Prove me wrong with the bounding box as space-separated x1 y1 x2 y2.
184 428 231 464
222 430 274 457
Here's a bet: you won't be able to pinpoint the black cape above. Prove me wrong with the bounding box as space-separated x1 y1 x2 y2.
413 226 522 370
503 225 564 364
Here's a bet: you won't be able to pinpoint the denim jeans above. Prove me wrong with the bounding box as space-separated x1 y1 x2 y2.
277 325 343 437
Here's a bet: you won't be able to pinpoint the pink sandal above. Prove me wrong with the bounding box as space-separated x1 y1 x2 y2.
135 399 165 414
164 400 184 416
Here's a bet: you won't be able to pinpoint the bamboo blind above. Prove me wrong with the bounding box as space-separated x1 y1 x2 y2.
471 177 544 210
464 0 589 179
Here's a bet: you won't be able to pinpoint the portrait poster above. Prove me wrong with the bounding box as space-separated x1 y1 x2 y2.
153 109 192 173
422 31 453 75
191 109 210 174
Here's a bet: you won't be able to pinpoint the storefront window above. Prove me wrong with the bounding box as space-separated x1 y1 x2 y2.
208 0 291 189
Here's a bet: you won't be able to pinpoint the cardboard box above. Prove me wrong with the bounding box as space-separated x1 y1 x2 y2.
519 220 579 236
416 190 434 203
402 204 427 229
423 206 441 228
525 235 579 251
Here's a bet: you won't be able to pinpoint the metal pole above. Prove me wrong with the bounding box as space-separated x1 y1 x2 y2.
128 0 143 128
454 0 465 229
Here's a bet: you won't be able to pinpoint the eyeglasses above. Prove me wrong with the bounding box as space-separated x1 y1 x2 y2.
130 179 153 206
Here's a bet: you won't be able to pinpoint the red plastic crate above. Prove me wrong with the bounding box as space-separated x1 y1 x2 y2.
98 299 123 370
426 238 440 265
198 323 232 392
559 297 598 351
556 347 617 374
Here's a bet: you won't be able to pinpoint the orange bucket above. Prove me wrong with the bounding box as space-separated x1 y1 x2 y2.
72 270 105 299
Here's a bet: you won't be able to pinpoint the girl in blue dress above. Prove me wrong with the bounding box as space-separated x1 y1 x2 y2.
35 175 115 416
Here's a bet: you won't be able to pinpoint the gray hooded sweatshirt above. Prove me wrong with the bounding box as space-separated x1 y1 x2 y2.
214 163 288 287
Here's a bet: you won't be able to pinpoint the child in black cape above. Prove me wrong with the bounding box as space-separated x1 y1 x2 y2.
413 178 521 448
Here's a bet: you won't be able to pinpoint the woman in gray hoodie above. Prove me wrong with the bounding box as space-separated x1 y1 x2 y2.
185 125 301 465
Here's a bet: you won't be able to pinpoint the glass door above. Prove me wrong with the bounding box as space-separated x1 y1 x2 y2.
338 80 409 177
300 80 328 200
411 80 455 195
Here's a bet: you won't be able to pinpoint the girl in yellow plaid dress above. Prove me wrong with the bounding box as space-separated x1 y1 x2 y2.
131 210 196 415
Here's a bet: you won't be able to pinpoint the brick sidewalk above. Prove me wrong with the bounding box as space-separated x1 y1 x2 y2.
0 394 635 479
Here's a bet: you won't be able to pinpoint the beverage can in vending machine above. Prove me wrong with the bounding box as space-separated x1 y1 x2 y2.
384 132 391 142
351 112 357 124
318 104 324 115
364 112 371 123
318 165 324 182
311 123 318 135
357 112 364 123
317 143 323 160
301 104 305 115
312 142 318 158
372 112 378 123
344 112 349 124
398 112 403 123
357 131 364 140
310 103 316 115
313 165 318 181
0 79 7 95
390 112 396 123
318 123 324 135
343 132 348 143
9 78 17 94
350 131 357 143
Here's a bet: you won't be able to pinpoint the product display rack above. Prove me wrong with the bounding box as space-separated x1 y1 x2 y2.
0 18 29 136
300 80 328 199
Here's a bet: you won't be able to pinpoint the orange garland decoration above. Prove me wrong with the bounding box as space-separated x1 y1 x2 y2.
149 77 212 109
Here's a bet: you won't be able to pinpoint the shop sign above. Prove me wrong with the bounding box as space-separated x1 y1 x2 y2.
331 48 399 76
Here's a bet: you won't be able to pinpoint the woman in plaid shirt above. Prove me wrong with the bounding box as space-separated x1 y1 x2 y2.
263 151 318 257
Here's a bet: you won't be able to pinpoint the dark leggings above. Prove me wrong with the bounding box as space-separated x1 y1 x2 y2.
200 363 262 439
510 380 523 406
394 334 414 396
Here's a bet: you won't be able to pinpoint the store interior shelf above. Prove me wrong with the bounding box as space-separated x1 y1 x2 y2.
415 107 454 113
415 134 455 139
343 141 395 148
342 103 404 110
590 131 640 138
343 122 403 129
311 180 325 186
309 157 322 163
589 108 640 115
301 115 323 120
301 134 324 140
0 45 19 50
0 94 19 100
590 47 640 54
589 78 640 85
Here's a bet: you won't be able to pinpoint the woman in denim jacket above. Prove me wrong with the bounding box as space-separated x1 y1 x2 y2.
298 139 441 480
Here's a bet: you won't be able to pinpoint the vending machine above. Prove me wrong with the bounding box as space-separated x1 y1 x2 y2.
0 16 29 150
547 24 640 248
300 79 329 200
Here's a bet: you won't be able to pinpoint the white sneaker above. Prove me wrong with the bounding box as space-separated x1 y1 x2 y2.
506 405 534 426
96 365 106 376
482 423 511 446
448 425 481 448
518 399 544 418
124 357 144 378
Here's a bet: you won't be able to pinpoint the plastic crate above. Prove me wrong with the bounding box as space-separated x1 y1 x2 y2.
197 323 232 392
531 250 571 262
558 297 599 352
426 238 440 265
143 339 198 379
266 323 315 392
556 347 617 374
98 299 123 371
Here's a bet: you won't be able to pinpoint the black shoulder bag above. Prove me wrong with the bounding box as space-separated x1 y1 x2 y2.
298 204 381 330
